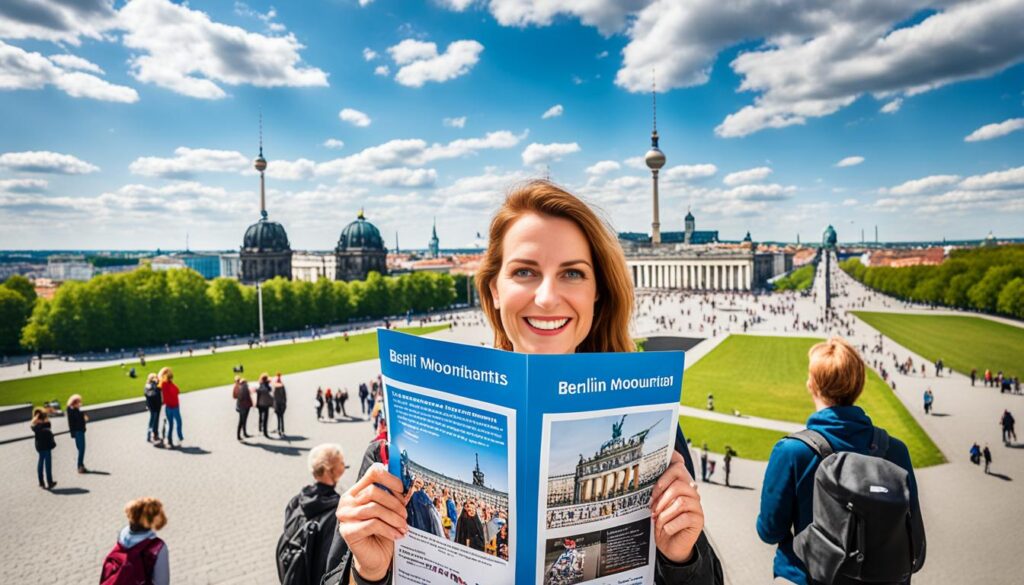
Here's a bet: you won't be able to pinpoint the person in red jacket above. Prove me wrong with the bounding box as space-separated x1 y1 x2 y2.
158 367 182 448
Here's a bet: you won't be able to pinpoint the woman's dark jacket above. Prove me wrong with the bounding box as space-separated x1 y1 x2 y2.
236 381 253 409
32 421 56 452
285 481 340 585
454 512 485 551
273 384 287 412
255 382 274 408
67 407 86 433
321 426 724 585
144 381 163 411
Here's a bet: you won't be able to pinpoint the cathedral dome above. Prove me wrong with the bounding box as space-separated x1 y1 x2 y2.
337 211 385 251
823 224 838 247
243 217 291 252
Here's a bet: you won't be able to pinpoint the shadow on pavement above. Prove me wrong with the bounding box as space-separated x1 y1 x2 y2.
84 469 111 476
50 487 90 496
243 442 308 456
176 446 212 455
987 472 1013 481
320 417 368 425
1004 443 1024 449
274 434 308 442
929 413 952 417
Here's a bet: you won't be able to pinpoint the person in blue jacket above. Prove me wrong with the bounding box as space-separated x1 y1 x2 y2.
756 337 926 585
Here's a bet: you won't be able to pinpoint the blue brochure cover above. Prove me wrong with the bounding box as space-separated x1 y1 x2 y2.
378 328 684 585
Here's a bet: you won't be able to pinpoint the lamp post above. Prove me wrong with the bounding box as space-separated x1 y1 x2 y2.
257 281 265 344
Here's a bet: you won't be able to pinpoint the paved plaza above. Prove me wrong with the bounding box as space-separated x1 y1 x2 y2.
1 268 1022 583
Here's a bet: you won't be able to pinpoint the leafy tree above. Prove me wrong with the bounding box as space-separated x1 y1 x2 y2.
0 287 28 354
968 265 1023 313
997 278 1024 318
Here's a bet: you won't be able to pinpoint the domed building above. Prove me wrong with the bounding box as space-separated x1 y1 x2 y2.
335 210 388 281
240 136 292 283
822 225 838 249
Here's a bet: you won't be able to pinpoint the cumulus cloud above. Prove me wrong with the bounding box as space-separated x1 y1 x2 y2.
880 98 903 114
233 2 286 33
0 178 48 194
0 0 117 45
836 156 864 168
842 198 858 206
542 104 564 119
521 142 581 166
874 165 1024 214
483 0 646 36
623 156 647 170
0 41 139 103
387 39 484 87
663 164 717 181
964 118 1024 142
0 151 99 174
374 65 390 76
129 147 249 178
48 54 104 74
723 166 772 186
884 174 961 196
437 0 477 11
585 160 621 175
363 48 378 61
436 167 531 210
265 158 317 181
119 0 327 99
323 139 345 150
340 108 372 127
443 116 467 128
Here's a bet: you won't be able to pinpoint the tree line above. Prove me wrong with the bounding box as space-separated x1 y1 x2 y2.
7 268 463 355
840 245 1024 319
773 264 815 291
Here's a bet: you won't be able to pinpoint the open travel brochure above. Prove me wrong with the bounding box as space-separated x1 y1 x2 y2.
378 329 685 585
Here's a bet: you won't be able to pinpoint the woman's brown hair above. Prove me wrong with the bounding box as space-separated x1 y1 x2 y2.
477 180 635 353
125 497 167 532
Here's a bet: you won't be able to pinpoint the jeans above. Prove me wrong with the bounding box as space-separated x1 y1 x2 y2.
165 407 183 441
237 407 250 439
37 450 53 485
258 406 270 435
71 431 86 469
148 408 161 440
276 409 285 434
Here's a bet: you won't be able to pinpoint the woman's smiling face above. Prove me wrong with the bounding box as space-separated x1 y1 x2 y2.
489 212 597 354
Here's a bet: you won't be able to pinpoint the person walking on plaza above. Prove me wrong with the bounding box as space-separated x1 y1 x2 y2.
273 374 288 435
757 337 925 585
338 387 349 418
234 376 253 441
985 369 992 387
278 444 345 585
923 388 934 415
144 373 162 444
158 367 182 448
700 442 709 482
358 383 368 415
983 444 992 474
100 497 169 585
67 394 89 473
315 387 324 420
971 368 977 386
334 387 343 417
934 359 943 377
1001 410 1017 445
723 446 737 487
970 442 981 465
31 408 57 489
325 388 334 419
255 373 274 439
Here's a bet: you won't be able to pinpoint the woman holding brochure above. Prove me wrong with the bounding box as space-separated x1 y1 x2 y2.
329 180 723 584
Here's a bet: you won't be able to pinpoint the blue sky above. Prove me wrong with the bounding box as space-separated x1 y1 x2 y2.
1 0 1023 250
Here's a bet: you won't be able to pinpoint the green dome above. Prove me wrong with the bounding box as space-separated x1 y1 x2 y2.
823 225 838 248
337 211 385 251
243 217 290 252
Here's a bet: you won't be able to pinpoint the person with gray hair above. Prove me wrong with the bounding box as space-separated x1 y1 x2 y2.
278 444 346 585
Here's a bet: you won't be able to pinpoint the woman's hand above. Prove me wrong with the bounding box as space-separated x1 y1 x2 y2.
336 464 408 581
650 450 704 564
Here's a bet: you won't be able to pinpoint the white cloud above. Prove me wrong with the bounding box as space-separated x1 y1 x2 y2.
437 0 477 10
233 2 286 33
443 116 467 128
874 165 1024 214
964 118 1024 142
359 0 375 6
387 39 484 87
436 167 531 210
422 130 526 160
0 178 48 194
585 160 621 175
129 147 249 178
597 50 609 59
374 65 390 76
623 156 647 170
958 166 1024 190
0 151 99 174
363 48 378 61
542 104 564 119
884 175 961 196
265 159 317 181
842 198 858 206
663 164 717 181
723 166 772 186
880 98 903 114
339 108 372 127
119 0 327 99
0 0 117 45
48 54 104 75
522 142 580 166
484 0 643 36
0 41 139 103
836 156 864 168
323 139 345 150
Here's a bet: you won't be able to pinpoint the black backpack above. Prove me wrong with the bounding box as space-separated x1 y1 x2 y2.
276 504 333 585
788 427 922 585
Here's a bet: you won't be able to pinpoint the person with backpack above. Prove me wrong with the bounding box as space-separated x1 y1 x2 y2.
158 367 183 448
970 442 981 465
922 388 933 415
144 373 163 444
101 497 169 585
279 444 345 585
1001 410 1016 445
757 337 925 585
255 373 274 439
31 408 57 489
235 376 253 441
67 394 89 473
273 374 288 435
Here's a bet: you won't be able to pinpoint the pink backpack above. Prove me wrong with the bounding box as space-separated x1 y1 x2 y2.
100 537 164 585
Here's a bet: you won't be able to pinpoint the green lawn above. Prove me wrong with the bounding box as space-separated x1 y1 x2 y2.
679 416 786 461
852 311 1024 377
0 325 448 407
682 335 945 467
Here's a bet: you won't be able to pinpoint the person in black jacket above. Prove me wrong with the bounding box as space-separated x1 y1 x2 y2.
454 500 485 551
282 443 345 585
315 388 325 421
31 408 57 489
66 394 88 473
273 374 288 435
255 373 274 439
234 377 253 441
144 373 163 444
